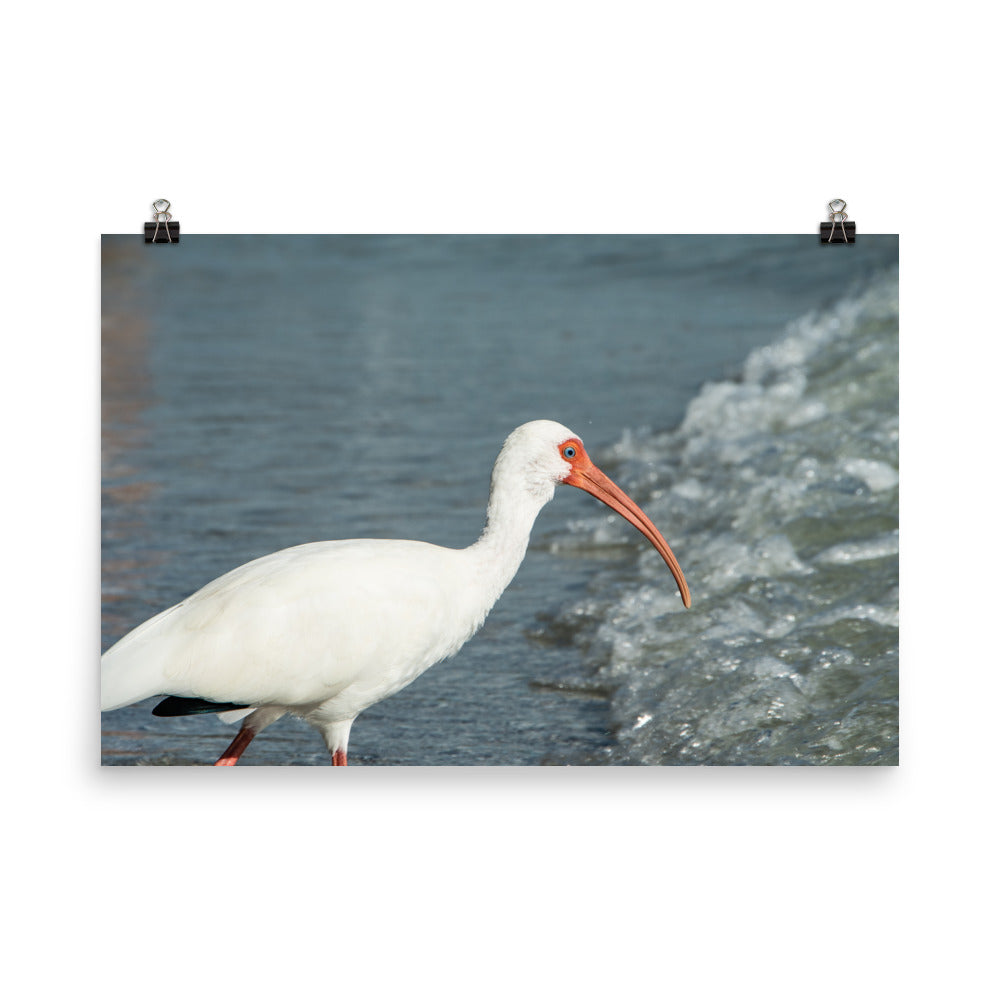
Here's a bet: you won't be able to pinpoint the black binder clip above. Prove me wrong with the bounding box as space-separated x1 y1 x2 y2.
144 199 179 244
819 199 855 244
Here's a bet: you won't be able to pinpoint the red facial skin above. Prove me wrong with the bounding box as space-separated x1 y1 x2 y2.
558 438 691 609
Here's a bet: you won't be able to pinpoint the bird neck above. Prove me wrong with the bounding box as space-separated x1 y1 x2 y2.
468 478 552 608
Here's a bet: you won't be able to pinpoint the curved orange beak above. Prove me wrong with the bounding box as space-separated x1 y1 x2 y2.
563 446 691 609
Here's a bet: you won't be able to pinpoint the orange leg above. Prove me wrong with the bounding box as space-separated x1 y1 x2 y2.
214 725 258 766
332 748 348 766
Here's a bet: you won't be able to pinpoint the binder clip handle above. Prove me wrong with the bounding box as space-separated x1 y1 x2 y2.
819 198 855 244
145 199 180 244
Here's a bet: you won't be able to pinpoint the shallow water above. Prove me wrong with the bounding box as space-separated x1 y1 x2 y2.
101 235 898 764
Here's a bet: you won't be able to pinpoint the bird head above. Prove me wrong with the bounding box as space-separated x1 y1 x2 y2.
497 421 691 608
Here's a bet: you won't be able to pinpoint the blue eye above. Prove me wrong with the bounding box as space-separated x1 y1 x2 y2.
563 446 576 459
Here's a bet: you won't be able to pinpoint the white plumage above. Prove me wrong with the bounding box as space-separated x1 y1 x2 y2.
101 420 690 765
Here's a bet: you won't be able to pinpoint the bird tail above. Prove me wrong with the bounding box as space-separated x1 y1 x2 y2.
100 604 182 711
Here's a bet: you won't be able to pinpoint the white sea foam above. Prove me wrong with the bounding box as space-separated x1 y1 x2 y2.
841 458 899 493
547 271 899 765
814 532 899 565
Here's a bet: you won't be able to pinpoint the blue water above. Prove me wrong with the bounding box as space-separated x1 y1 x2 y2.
101 235 898 764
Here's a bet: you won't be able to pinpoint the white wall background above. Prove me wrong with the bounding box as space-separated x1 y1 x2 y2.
2 2 993 998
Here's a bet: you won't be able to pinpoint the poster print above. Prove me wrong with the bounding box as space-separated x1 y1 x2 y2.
101 235 899 765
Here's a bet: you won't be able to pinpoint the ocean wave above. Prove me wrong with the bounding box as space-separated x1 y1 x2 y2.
544 271 899 765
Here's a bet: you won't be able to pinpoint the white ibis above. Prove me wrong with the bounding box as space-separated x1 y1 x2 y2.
101 420 690 765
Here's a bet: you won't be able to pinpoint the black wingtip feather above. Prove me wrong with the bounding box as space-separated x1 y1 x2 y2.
152 696 252 717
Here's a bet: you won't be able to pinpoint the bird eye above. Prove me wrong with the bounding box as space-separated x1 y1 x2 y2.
563 446 576 459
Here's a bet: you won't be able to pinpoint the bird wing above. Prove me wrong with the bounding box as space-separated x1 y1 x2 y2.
101 539 475 712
